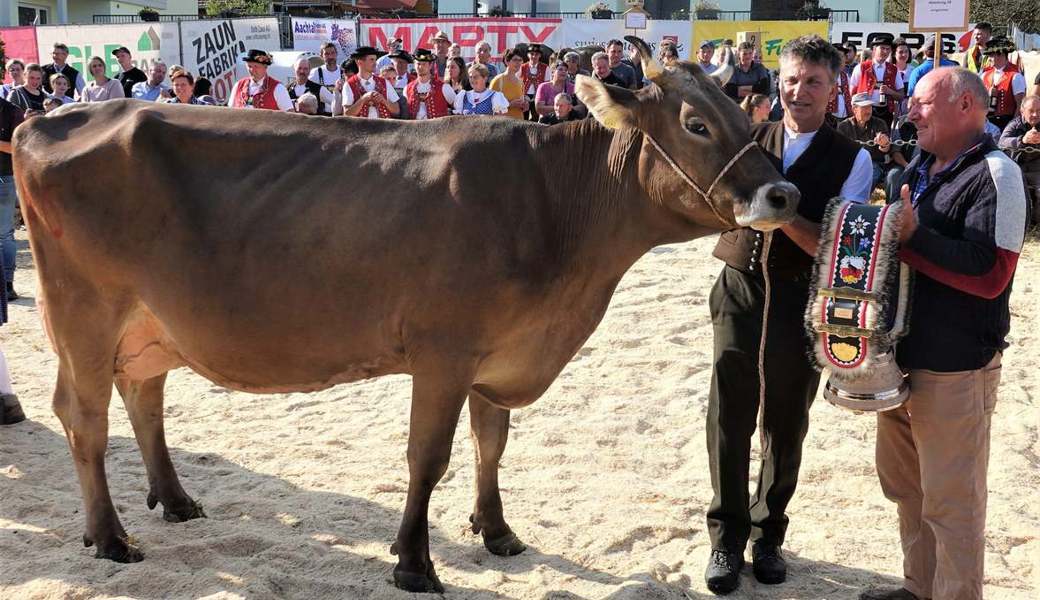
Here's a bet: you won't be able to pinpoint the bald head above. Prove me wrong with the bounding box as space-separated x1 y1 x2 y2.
909 67 988 159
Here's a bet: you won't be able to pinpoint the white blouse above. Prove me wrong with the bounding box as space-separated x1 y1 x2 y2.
452 88 509 115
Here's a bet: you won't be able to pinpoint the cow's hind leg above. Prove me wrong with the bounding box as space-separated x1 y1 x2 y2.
116 374 206 523
53 360 142 562
391 369 470 593
468 392 526 556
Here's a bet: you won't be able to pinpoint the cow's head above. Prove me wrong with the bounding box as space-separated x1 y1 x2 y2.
575 37 798 231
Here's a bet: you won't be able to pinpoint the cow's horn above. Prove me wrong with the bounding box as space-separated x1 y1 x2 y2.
624 35 665 81
709 47 734 87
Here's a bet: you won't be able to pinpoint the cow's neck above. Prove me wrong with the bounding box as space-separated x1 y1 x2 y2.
536 120 706 279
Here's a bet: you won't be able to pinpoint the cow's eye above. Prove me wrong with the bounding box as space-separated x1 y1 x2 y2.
685 118 709 136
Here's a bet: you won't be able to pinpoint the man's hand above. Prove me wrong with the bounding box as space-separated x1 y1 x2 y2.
334 78 345 93
898 184 918 244
875 132 891 152
1022 129 1040 145
510 96 527 108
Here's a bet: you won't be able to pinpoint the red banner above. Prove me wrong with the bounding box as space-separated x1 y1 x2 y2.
1 26 40 83
361 18 562 59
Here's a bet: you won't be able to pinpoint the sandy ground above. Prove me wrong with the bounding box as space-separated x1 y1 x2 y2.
1 229 1037 600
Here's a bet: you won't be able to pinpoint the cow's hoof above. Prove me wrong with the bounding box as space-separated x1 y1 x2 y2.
484 531 527 557
393 565 445 594
85 535 144 563
147 491 206 522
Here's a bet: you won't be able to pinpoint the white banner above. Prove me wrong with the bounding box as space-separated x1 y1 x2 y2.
360 18 562 60
180 17 281 104
830 22 975 55
290 18 357 56
559 19 693 59
34 23 180 77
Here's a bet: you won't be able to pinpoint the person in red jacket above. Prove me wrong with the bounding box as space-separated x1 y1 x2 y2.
849 34 904 126
227 49 293 111
335 47 400 119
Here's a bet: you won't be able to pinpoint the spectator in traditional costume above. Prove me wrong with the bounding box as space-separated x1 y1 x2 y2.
335 47 400 119
310 42 342 114
981 37 1026 131
849 34 904 126
228 50 293 111
837 92 893 188
453 63 509 116
828 43 852 126
405 48 455 121
490 49 527 120
605 39 637 89
131 62 169 102
390 49 416 92
724 42 771 102
112 46 147 99
47 74 76 105
82 56 124 102
843 44 858 77
471 41 499 79
696 41 718 75
42 42 84 96
538 92 580 125
535 61 574 118
289 58 332 115
520 44 549 121
165 69 203 105
8 63 47 112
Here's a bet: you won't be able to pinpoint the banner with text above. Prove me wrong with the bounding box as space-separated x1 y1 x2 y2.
692 20 828 69
179 18 281 104
289 17 357 56
361 18 562 59
830 22 975 55
559 19 694 59
1 26 39 84
35 23 180 78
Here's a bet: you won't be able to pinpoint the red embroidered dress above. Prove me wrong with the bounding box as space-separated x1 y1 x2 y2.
347 74 392 119
405 77 450 120
982 64 1021 117
520 62 547 95
230 76 281 110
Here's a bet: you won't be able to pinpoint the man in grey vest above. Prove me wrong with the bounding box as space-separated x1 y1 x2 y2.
704 35 873 594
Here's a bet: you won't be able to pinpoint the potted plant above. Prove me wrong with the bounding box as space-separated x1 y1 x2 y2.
139 8 160 22
694 1 720 20
588 2 613 19
796 0 830 20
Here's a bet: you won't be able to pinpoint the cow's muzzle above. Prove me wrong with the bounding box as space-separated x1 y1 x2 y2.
736 181 800 231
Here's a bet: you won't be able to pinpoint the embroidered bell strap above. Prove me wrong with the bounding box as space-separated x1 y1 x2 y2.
815 201 895 370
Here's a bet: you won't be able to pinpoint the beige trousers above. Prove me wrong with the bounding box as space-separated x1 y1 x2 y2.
875 353 1002 600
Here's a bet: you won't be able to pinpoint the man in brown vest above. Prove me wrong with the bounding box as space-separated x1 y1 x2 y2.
704 35 874 595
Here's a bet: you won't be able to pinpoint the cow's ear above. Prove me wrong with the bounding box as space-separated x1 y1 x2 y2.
575 75 640 130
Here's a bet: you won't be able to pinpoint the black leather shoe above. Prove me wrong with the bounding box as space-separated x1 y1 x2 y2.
705 548 744 595
751 540 786 584
859 587 920 600
1 393 25 425
5 283 17 301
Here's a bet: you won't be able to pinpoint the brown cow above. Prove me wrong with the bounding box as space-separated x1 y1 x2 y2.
13 38 798 593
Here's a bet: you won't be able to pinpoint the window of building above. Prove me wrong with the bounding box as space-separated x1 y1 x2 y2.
18 5 49 26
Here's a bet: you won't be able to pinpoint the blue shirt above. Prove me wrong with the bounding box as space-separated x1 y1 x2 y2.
911 136 987 205
907 58 959 97
131 81 166 102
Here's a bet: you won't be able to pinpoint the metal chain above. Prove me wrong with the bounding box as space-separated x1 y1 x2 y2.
853 138 1040 154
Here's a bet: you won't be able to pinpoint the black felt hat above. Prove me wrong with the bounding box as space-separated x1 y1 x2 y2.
413 48 436 62
350 46 385 60
388 49 414 63
868 34 895 49
982 36 1016 56
242 49 273 65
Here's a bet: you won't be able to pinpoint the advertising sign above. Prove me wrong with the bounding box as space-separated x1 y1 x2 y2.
290 18 357 56
910 0 970 32
362 18 561 58
179 18 280 103
831 22 975 55
560 19 693 58
35 23 180 77
692 21 827 69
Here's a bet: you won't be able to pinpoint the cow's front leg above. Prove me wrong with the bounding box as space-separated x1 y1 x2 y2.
468 393 526 556
53 364 143 563
391 370 469 593
116 374 206 523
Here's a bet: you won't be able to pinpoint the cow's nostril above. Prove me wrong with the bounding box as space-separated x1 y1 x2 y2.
767 191 789 211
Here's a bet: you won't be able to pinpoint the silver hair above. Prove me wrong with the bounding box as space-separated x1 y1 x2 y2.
564 52 580 62
1022 95 1040 108
943 67 988 107
297 92 319 110
476 40 492 53
591 51 609 64
553 92 572 104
